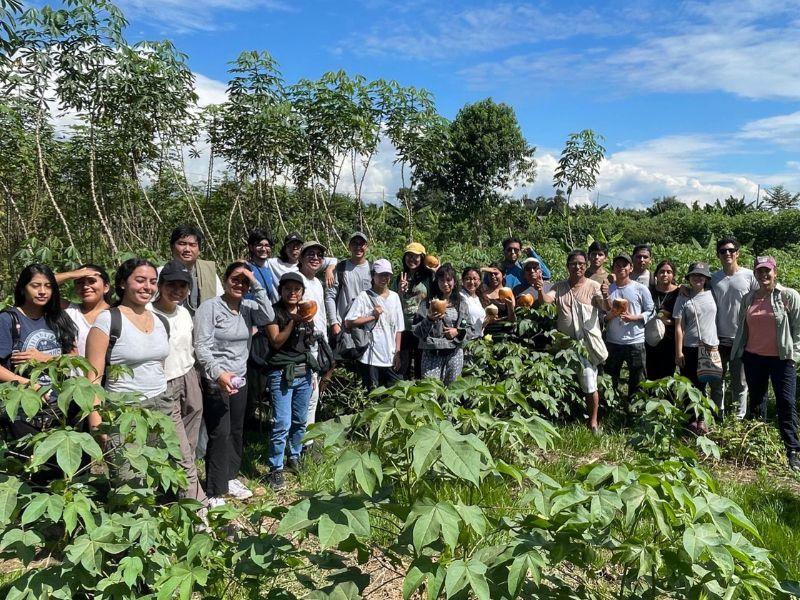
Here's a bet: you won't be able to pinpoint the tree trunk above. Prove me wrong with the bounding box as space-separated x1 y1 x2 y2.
35 117 76 250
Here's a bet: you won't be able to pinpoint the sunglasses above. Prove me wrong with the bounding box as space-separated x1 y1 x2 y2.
718 248 737 255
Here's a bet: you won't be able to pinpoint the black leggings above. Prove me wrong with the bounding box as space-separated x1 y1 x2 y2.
202 379 248 497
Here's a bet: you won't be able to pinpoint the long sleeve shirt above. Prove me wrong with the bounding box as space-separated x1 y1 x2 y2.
193 280 273 380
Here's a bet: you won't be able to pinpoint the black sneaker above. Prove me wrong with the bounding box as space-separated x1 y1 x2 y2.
286 457 300 474
267 470 285 490
788 452 800 472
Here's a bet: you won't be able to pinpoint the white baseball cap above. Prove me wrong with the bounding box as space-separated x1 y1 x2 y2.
372 258 393 275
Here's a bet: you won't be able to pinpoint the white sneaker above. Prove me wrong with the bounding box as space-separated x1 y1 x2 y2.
207 496 226 509
227 478 253 500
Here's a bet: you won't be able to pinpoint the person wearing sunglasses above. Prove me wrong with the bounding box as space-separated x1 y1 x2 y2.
709 236 759 419
500 236 552 289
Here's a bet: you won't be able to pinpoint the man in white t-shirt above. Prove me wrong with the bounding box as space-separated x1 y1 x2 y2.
345 259 404 391
709 236 760 418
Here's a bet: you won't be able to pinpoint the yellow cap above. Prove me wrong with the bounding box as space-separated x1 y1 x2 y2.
404 242 426 255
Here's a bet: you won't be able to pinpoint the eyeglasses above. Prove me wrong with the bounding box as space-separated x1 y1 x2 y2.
304 251 324 258
718 248 737 254
254 243 271 250
505 247 521 254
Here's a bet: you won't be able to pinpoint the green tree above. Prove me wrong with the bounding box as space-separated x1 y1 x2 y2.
647 195 688 215
422 98 535 236
764 184 799 211
553 129 606 207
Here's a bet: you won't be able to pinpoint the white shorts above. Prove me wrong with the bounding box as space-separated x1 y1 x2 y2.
578 357 598 395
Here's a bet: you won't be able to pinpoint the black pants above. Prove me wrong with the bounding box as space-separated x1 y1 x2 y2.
679 346 709 394
742 351 799 454
605 342 646 402
358 362 401 391
202 378 248 497
398 331 422 380
646 337 676 380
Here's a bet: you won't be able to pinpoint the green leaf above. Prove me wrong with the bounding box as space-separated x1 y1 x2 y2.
0 477 21 526
21 493 49 525
119 555 144 587
408 500 461 552
444 558 489 600
408 425 442 477
440 436 481 487
56 432 84 478
277 498 313 534
318 513 353 549
403 556 438 600
19 388 42 420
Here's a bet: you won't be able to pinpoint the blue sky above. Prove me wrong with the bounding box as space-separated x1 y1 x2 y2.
108 0 800 207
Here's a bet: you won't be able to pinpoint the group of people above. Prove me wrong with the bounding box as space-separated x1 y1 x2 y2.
0 226 798 513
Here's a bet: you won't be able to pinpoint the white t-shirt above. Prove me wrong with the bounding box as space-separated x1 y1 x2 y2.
460 292 485 327
149 303 195 381
345 289 405 367
266 256 337 300
299 271 328 358
92 310 169 399
65 303 92 357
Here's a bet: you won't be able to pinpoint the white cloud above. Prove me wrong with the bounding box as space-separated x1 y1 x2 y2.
739 111 800 148
193 73 228 107
340 2 621 61
457 1 800 100
116 0 292 33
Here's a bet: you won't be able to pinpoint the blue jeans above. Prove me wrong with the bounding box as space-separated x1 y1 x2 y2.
267 370 312 471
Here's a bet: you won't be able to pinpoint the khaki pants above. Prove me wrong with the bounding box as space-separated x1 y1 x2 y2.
111 390 206 502
170 367 204 459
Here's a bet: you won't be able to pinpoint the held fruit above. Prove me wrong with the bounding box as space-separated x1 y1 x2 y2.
485 304 499 317
298 300 317 321
517 293 534 307
430 298 447 317
612 298 628 315
498 287 514 302
424 255 440 269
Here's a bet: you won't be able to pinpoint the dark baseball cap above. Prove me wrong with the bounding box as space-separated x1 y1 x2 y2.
613 253 632 266
279 272 305 286
686 262 712 279
284 232 304 245
159 260 192 285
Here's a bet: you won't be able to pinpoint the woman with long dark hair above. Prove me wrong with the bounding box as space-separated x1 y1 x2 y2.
646 260 680 380
85 259 207 500
392 242 435 379
460 267 486 330
0 263 77 386
57 264 112 357
194 261 272 505
412 263 478 385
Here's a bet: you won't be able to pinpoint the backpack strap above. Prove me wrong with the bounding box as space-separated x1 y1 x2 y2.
2 308 21 347
105 306 122 367
153 312 171 338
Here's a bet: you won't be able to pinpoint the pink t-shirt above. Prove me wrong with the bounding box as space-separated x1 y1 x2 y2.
745 296 779 357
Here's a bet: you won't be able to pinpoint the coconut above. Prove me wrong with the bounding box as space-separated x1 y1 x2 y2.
485 304 499 317
517 293 534 307
298 299 318 321
498 287 514 302
425 255 440 269
430 298 447 317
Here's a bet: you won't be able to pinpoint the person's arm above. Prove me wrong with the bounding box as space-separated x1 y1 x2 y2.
321 256 338 287
243 276 274 327
84 325 110 430
193 301 223 380
325 266 342 333
674 317 685 367
215 274 224 297
411 301 437 339
266 318 296 351
524 247 552 280
786 289 800 358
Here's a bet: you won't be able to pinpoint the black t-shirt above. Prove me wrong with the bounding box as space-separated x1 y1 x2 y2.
650 286 679 339
270 302 315 359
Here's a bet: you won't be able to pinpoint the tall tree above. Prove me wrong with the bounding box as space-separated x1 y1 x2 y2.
553 129 605 207
421 98 535 237
764 185 799 211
